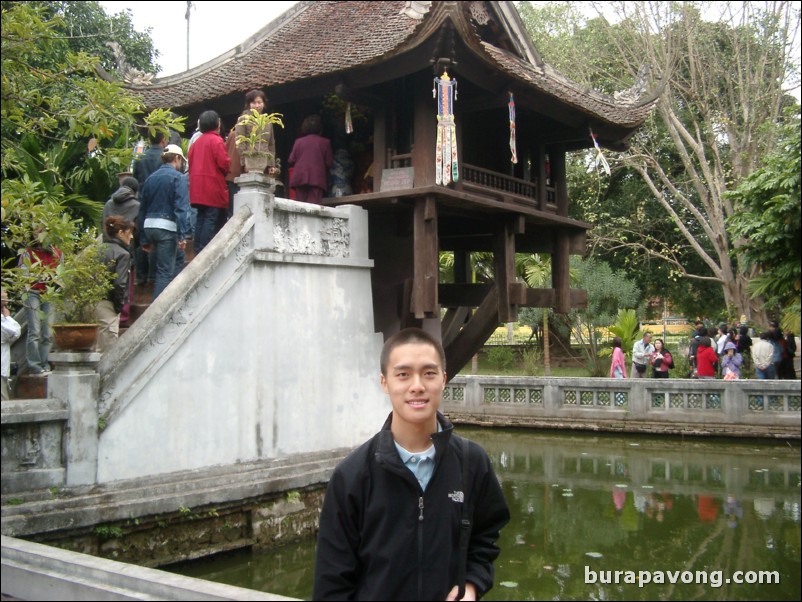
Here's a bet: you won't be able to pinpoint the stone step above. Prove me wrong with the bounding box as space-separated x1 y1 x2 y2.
12 374 48 400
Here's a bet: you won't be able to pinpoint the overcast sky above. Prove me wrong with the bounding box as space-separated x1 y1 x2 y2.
100 1 299 76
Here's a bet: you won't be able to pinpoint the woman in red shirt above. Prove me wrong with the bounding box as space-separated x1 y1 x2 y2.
650 338 674 378
695 337 718 379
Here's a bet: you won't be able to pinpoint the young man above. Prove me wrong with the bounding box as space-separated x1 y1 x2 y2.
138 145 191 300
313 328 510 601
133 130 167 286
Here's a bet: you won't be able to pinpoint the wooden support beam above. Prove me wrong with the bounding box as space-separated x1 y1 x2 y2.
440 283 491 307
494 217 518 323
552 231 571 313
411 196 439 319
442 306 471 348
412 73 436 188
536 144 547 211
440 284 587 309
443 284 501 379
400 279 423 329
551 145 568 217
522 288 588 309
373 108 387 173
453 250 471 284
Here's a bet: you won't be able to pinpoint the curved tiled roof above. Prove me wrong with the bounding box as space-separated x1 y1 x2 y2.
479 43 658 128
135 1 655 130
135 1 422 108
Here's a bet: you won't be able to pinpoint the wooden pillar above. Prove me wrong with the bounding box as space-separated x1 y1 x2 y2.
412 73 436 188
373 108 387 191
453 251 471 285
552 231 570 313
536 144 547 211
494 216 524 322
552 145 568 216
412 195 438 318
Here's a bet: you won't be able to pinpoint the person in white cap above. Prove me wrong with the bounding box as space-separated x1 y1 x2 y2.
1 288 22 400
137 144 191 300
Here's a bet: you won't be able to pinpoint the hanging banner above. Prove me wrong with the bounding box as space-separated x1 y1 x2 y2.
508 92 518 164
345 102 353 134
433 70 459 185
588 127 611 176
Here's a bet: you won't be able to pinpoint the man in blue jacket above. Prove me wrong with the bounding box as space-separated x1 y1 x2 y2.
313 328 510 601
138 145 191 300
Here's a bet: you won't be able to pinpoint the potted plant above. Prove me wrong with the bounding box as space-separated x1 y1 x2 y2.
2 184 113 352
47 232 114 351
235 108 284 174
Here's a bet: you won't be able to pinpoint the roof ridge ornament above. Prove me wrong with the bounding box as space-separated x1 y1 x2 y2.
614 64 651 105
106 41 154 86
469 2 490 25
400 1 432 20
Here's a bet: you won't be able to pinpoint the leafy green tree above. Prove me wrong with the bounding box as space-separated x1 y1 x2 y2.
600 309 640 361
568 154 724 320
518 1 801 323
727 105 801 320
1 3 182 294
519 256 642 376
13 1 160 75
1 3 182 194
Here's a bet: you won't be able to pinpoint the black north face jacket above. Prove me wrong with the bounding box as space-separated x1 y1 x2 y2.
313 412 510 601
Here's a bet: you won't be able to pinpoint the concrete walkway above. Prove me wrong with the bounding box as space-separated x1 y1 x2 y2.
1 535 296 601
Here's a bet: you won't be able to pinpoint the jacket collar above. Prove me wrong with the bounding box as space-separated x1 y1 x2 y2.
377 412 454 462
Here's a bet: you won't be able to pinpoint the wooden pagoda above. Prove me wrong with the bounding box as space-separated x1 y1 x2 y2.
134 1 657 375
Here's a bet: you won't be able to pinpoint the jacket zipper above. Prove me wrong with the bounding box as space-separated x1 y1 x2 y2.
418 496 424 599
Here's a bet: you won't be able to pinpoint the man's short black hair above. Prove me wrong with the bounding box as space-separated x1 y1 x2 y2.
198 110 221 133
380 328 446 376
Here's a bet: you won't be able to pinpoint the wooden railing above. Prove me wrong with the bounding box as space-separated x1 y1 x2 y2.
379 153 559 212
460 163 557 212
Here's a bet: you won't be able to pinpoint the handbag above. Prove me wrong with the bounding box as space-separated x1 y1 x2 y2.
635 363 647 374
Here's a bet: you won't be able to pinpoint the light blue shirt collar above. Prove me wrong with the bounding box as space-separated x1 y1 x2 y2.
394 422 441 491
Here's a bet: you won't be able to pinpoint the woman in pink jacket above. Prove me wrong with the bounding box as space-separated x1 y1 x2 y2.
288 114 333 204
188 110 230 255
610 336 627 379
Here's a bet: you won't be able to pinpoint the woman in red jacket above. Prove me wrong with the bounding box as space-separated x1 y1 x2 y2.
188 110 230 255
695 337 719 379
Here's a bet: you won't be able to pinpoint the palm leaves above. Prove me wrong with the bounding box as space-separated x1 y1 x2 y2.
600 309 641 360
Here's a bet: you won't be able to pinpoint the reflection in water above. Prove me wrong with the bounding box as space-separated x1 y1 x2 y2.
168 429 801 601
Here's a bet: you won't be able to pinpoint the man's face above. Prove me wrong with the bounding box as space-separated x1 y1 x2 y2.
381 342 446 429
644 334 652 344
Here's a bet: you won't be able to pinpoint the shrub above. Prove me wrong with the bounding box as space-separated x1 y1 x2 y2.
485 346 516 371
521 346 544 376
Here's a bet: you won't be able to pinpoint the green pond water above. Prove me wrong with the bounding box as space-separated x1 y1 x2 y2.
168 428 801 600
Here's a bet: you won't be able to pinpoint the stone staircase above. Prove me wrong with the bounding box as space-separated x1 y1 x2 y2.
11 242 198 400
